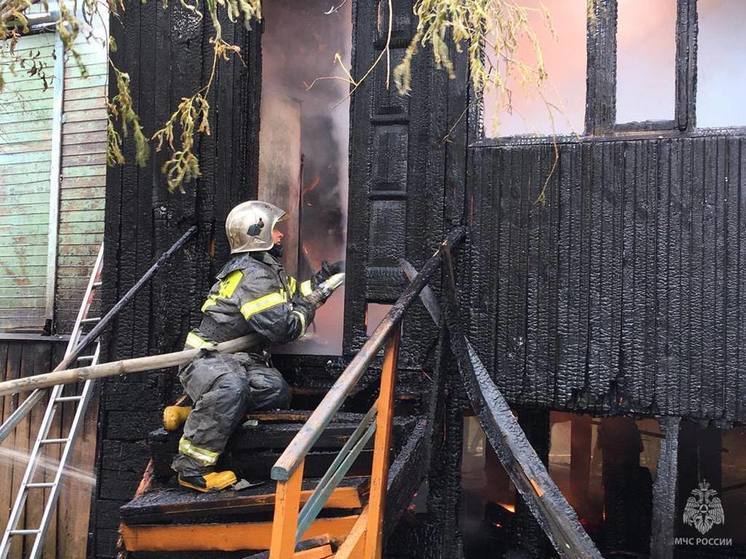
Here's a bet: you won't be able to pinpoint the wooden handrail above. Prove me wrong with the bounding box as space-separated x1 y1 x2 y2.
268 227 465 559
270 227 466 482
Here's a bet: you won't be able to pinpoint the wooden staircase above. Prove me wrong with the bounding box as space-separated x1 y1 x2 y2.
118 411 419 558
118 230 467 559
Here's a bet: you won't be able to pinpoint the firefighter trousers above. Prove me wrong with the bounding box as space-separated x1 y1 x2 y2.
171 351 291 478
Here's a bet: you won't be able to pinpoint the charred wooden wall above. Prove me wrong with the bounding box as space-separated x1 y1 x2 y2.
92 5 261 556
467 135 746 423
344 0 468 371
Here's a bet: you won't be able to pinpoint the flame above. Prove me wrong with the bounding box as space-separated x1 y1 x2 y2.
498 502 516 513
301 242 322 271
303 176 321 195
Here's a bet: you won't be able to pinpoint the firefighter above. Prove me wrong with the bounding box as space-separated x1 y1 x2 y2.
172 200 342 492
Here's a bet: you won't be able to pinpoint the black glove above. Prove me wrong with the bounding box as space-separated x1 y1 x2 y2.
311 260 345 289
292 297 316 326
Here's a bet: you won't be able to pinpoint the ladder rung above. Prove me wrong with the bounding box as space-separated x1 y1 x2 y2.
81 317 101 323
76 355 96 361
26 482 55 489
54 395 83 402
40 438 69 445
93 281 102 287
9 529 40 535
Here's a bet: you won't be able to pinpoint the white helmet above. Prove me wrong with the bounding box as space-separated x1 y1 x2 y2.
225 200 286 254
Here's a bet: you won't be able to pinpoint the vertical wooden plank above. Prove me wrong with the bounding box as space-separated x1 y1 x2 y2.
725 137 740 420
679 139 694 416
713 137 728 417
41 344 61 559
621 141 639 410
562 143 584 406
702 138 717 418
23 344 46 552
587 142 607 406
537 143 558 406
655 139 672 412
269 460 305 559
59 389 98 559
737 138 746 421
364 329 400 559
8 342 29 558
612 141 626 404
524 146 541 404
495 147 512 394
628 139 644 408
578 142 594 404
634 142 659 408
556 143 572 405
667 139 683 416
0 341 12 533
471 148 496 373
689 138 705 417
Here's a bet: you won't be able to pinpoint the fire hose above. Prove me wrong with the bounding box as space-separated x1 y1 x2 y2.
0 274 346 398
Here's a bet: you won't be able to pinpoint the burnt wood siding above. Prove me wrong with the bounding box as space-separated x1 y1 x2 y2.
93 4 261 556
344 0 468 368
468 135 746 422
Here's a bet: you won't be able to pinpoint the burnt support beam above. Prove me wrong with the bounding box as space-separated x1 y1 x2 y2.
650 417 681 559
440 251 602 559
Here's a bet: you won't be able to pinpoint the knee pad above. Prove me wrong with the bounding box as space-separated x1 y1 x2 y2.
248 369 291 410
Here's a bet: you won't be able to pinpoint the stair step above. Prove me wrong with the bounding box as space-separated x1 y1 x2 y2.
120 514 359 553
147 412 416 482
244 536 334 559
120 476 368 525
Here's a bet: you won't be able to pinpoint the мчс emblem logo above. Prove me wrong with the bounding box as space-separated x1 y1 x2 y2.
683 480 725 535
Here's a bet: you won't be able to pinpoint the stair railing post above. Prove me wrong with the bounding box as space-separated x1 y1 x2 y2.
364 326 401 559
269 458 305 559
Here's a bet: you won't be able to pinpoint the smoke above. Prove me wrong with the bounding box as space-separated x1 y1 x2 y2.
697 0 746 127
616 0 677 124
261 0 351 354
482 0 587 137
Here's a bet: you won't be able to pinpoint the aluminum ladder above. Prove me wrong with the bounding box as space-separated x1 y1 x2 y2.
0 244 104 559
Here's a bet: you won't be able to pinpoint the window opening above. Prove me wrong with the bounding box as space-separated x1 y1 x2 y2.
696 0 746 128
259 0 351 355
482 0 586 138
615 0 677 124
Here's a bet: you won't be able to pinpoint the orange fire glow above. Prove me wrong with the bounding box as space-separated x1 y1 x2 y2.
498 502 516 513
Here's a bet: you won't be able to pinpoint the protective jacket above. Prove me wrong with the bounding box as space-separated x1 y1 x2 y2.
172 251 314 479
191 251 314 347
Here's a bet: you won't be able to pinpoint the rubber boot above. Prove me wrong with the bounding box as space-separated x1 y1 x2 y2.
163 405 192 431
178 470 237 493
